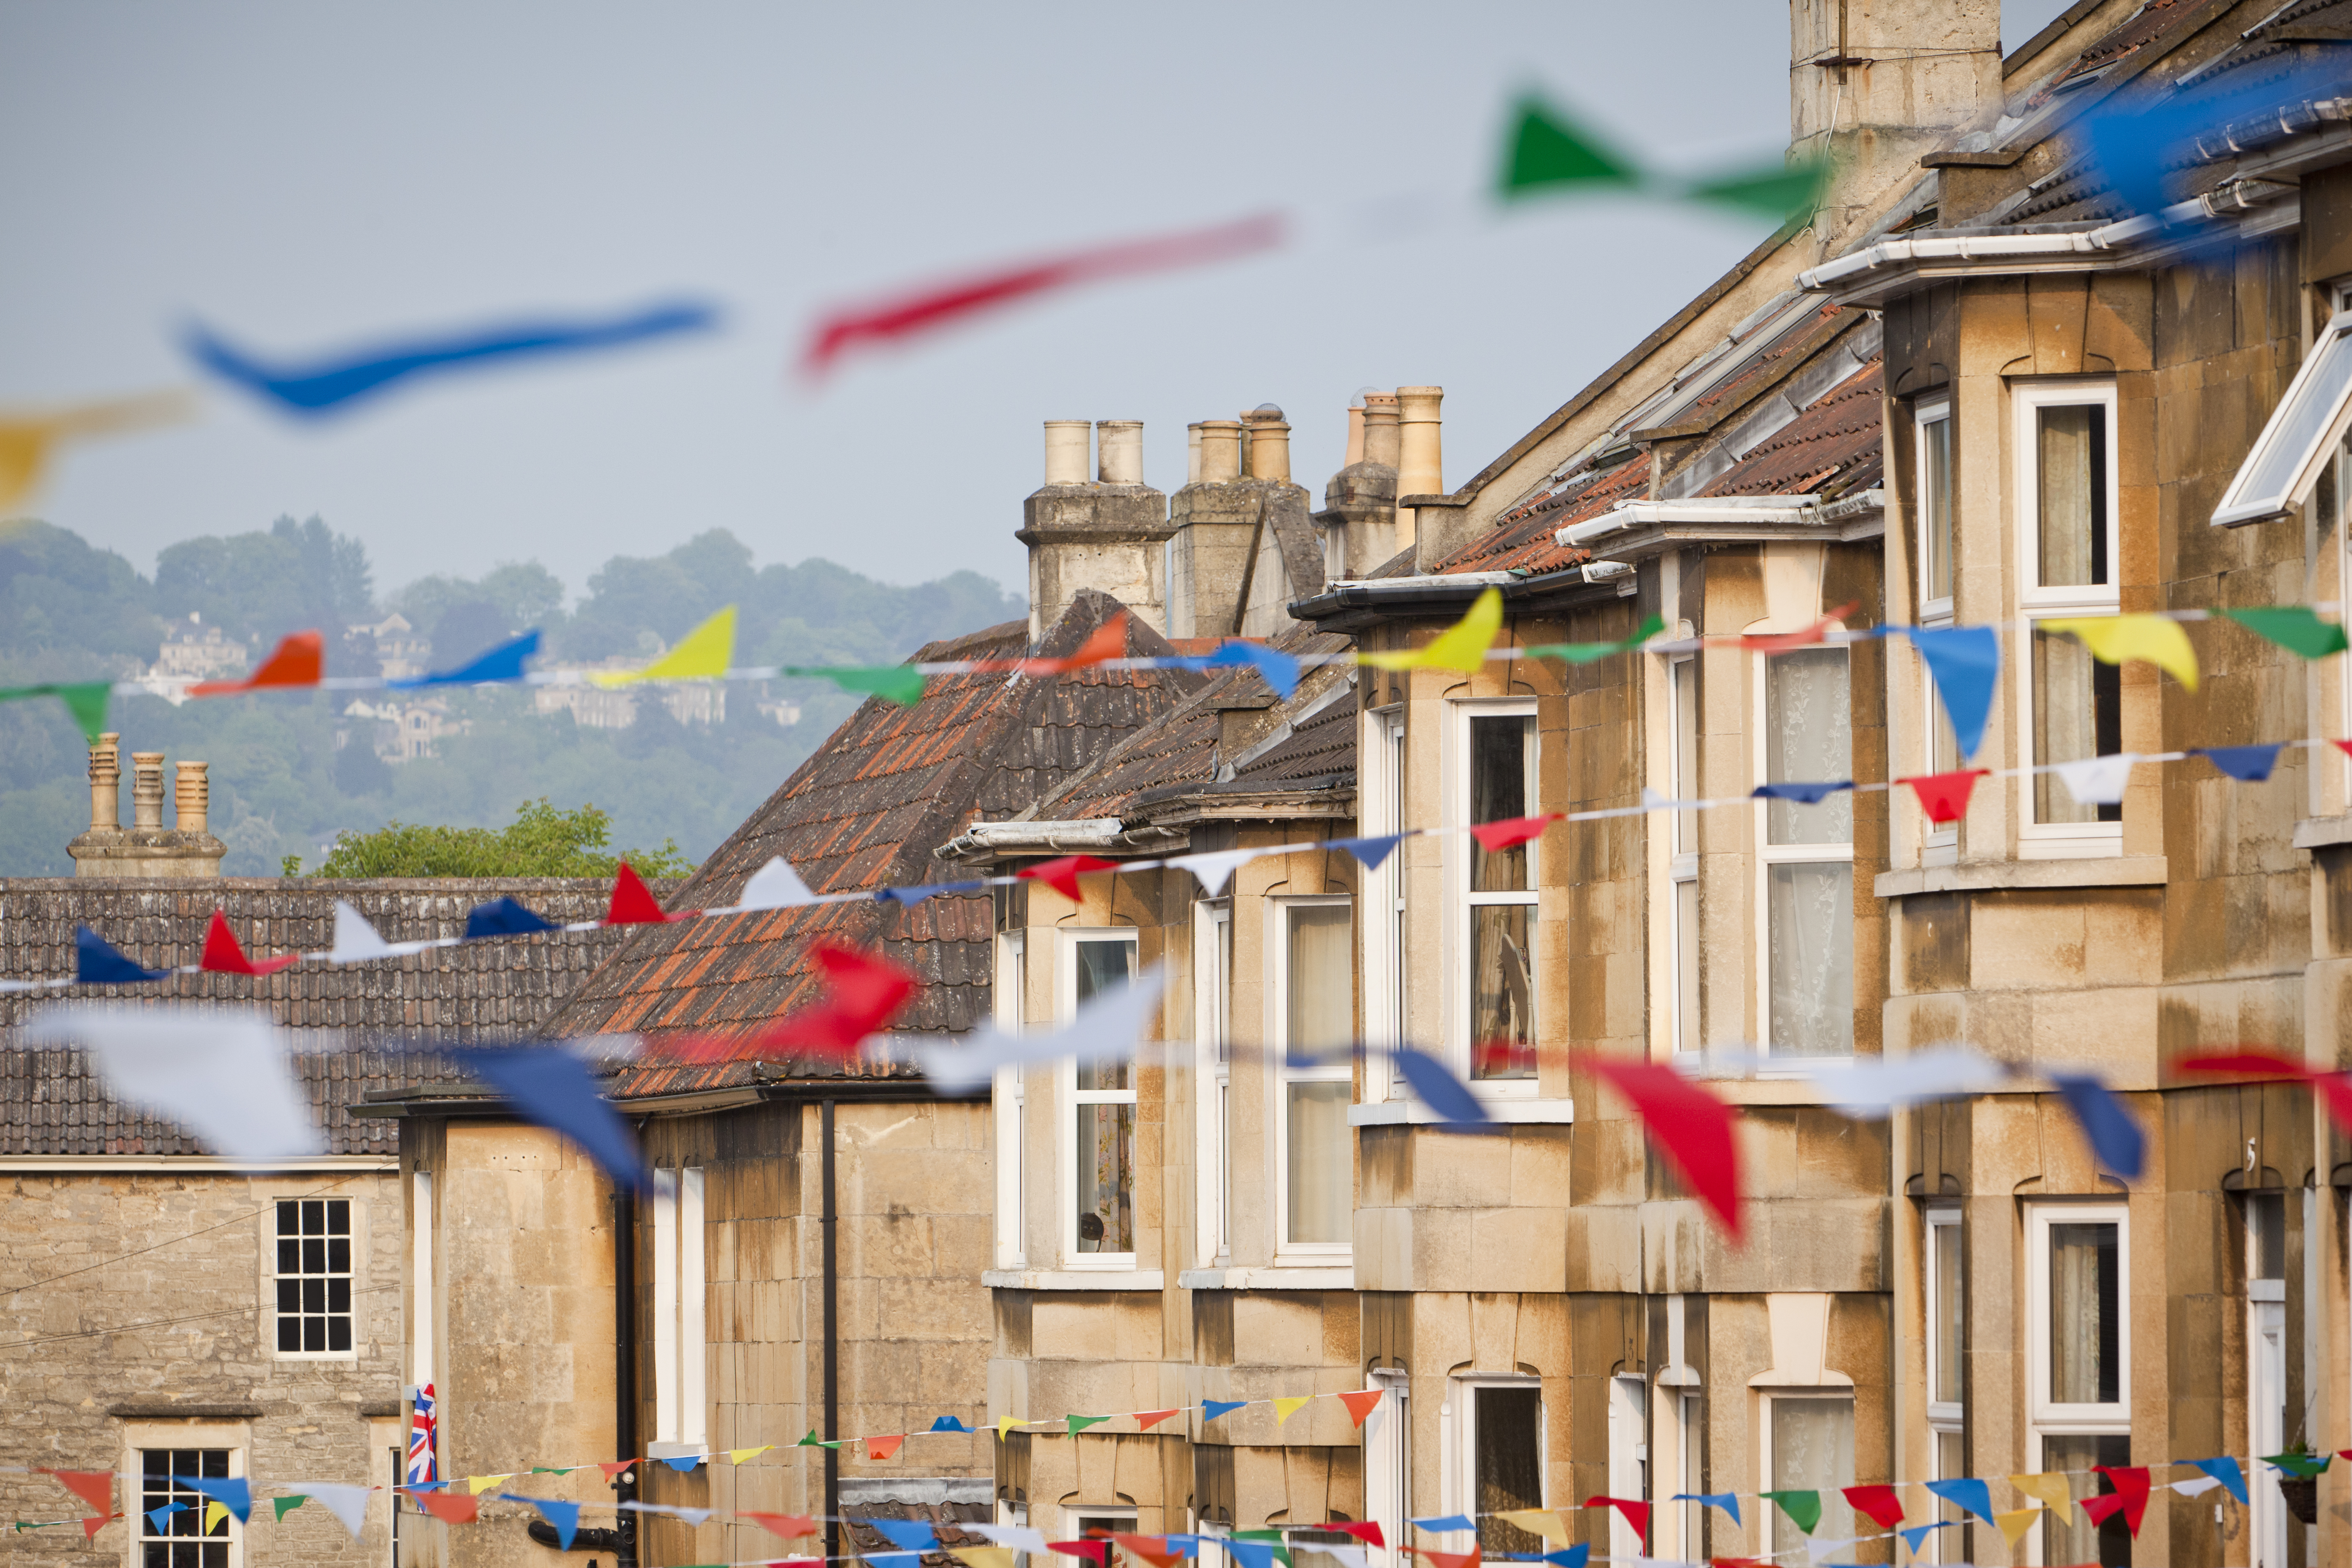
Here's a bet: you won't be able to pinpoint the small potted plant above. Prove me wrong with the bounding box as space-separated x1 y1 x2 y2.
2269 1447 2327 1525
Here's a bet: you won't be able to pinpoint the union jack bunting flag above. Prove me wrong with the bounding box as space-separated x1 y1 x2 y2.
405 1383 437 1486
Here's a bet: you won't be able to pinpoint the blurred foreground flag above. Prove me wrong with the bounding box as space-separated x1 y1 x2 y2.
26 1004 322 1160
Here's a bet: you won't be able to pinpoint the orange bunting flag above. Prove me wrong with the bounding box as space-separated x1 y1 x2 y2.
414 1492 479 1524
191 629 324 697
1016 613 1129 676
661 943 916 1061
0 390 194 515
1407 1549 1481 1568
1740 602 1861 652
80 1516 117 1541
1132 1409 1181 1430
1110 1533 1184 1568
595 1459 640 1480
745 1513 818 1539
199 909 302 977
1338 1390 1384 1427
40 1472 114 1516
1019 854 1121 905
605 862 684 925
865 1434 906 1461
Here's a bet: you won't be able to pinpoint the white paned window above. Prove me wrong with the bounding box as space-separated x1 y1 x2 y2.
1761 1395 1855 1559
2027 1204 2130 1567
1759 647 1853 1058
141 1449 240 1568
1194 903 1233 1266
994 932 1026 1270
1064 931 1138 1265
1916 397 1956 620
2214 310 2352 526
1364 708 1408 1096
1462 705 1537 1083
649 1165 707 1451
2017 383 2123 852
1669 654 1701 1054
1277 898 1353 1255
1926 1209 1965 1559
409 1170 433 1387
274 1197 354 1357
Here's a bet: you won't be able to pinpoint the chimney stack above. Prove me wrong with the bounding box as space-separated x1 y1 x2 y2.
1318 392 1401 581
1018 419 1172 641
1167 403 1313 640
67 735 227 878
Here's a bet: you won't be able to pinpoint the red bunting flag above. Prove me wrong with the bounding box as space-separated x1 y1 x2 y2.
745 1513 817 1540
1581 1056 1743 1239
1325 1522 1385 1548
595 1458 640 1480
2091 1466 2151 1535
1842 1485 1904 1529
864 1434 905 1461
80 1516 116 1541
1337 1389 1385 1428
1132 1409 1181 1430
2337 740 2352 761
1019 854 1122 905
39 1472 114 1516
1902 769 1988 823
1051 1542 1111 1567
199 910 301 977
2176 1050 2352 1135
190 629 324 697
1014 614 1130 677
605 862 686 925
1110 1533 1184 1568
1407 1550 1480 1568
414 1491 479 1524
799 214 1284 378
674 944 915 1060
1585 1497 1649 1540
1740 602 1860 652
1469 814 1562 854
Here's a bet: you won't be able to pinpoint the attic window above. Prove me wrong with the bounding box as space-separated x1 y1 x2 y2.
2214 310 2352 526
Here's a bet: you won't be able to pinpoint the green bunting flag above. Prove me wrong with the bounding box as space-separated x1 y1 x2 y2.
792 664 927 707
1236 1529 1293 1568
2223 606 2350 659
1498 94 1643 199
272 1496 308 1522
795 1431 843 1449
2264 1451 2331 1479
1684 155 1828 221
1065 1414 1111 1436
1760 1491 1823 1534
0 680 111 741
1525 614 1666 665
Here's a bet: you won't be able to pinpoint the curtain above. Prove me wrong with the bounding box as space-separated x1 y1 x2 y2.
1933 1221 1965 1407
1471 904 1536 1075
2049 1221 2118 1403
2033 629 2100 823
1766 649 1852 846
1475 1387 1545 1555
1770 1398 1856 1559
2040 1434 2132 1566
1768 862 1853 1056
1287 905 1354 1055
2038 405 2100 587
1922 414 1955 602
1075 1103 1134 1253
1287 1083 1350 1243
1471 715 1531 891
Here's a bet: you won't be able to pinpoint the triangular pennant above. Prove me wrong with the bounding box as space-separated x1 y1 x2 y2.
75 925 168 983
2041 614 2198 691
1994 1508 2042 1549
2197 744 2283 782
872 1519 940 1551
2222 605 2349 658
1910 624 1999 760
1183 640 1303 699
1898 1523 1952 1554
1760 1491 1823 1534
591 606 736 686
1583 1496 1648 1540
996 1416 1020 1444
2009 1473 2072 1512
1672 1493 1742 1527
392 629 541 689
2078 1494 2130 1532
2187 1457 2248 1503
1332 833 1405 871
1842 1485 1904 1529
1754 781 1855 805
1109 1532 1183 1568
1742 603 1860 652
1170 849 1256 898
1469 814 1560 853
204 1502 230 1533
1224 1540 1279 1568
1325 1522 1385 1548
1805 1536 1865 1565
280 1483 368 1539
414 1491 478 1524
1539 1548 1588 1568
1496 1509 1569 1544
727 1446 771 1465
502 1496 580 1551
1051 1540 1111 1567
1018 613 1130 676
462 897 558 939
745 1514 818 1539
1923 1478 1994 1526
739 857 818 910
595 1459 640 1480
1337 1390 1383 1427
329 901 402 962
452 1044 644 1191
272 1496 308 1522
1235 1534 1291 1568
40 1473 113 1516
190 629 325 696
865 1434 905 1460
466 1474 513 1496
80 1515 116 1541
200 909 302 977
1066 1413 1112 1436
1523 614 1665 665
974 1526 1052 1555
1684 153 1829 220
1903 769 1988 824
2047 1071 2146 1179
2052 754 2138 807
1202 1398 1246 1421
2262 1451 2331 1478
605 862 681 924
1497 93 1643 197
1359 588 1504 674
145 1506 186 1535
1581 1055 1742 1235
1273 1396 1313 1425
0 682 112 741
1410 1516 1476 1534
2174 1475 2225 1498
174 1475 250 1524
1019 854 1121 905
1132 1409 1181 1430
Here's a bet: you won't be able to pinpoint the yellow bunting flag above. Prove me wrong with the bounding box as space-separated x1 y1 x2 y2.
728 1447 771 1466
996 1415 1020 1444
2009 1474 2071 1513
1497 1510 1570 1545
0 390 196 517
1273 1396 1313 1426
467 1475 513 1496
203 1502 229 1533
955 1549 1018 1568
591 606 738 686
1359 588 1504 675
2040 614 2199 691
1995 1508 2043 1550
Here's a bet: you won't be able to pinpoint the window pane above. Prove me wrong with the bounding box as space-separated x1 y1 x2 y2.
1470 715 1531 891
1674 878 1700 1054
1075 1102 1134 1253
1215 914 1234 1065
2038 404 2108 587
2043 1434 2133 1566
2032 629 2123 823
276 1200 297 1237
1933 1429 1966 1563
1287 905 1354 1057
1286 1082 1351 1245
1770 1398 1855 1559
1933 1220 1964 1407
1766 648 1852 845
1469 904 1534 1078
1767 861 1853 1056
2236 328 2352 507
1073 939 1135 1091
2050 1220 2120 1404
1926 674 1958 779
2251 1192 2286 1280
1672 659 1700 856
1474 1387 1544 1554
1922 414 1955 603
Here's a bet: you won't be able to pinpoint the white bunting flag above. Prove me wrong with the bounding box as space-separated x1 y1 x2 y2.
917 969 1165 1095
26 1004 321 1161
1169 849 1256 898
281 1483 371 1540
738 857 818 910
2052 753 2139 807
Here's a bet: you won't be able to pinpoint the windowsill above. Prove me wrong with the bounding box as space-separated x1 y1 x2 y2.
2018 831 2122 861
1177 1265 1355 1290
1350 1097 1574 1126
647 1440 705 1460
2294 813 2352 850
980 1269 1166 1291
1875 855 2166 897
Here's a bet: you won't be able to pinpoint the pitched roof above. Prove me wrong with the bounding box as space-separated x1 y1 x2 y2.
1697 357 1885 499
542 592 1206 1099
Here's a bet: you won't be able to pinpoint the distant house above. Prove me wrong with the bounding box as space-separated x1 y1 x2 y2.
534 660 727 731
352 614 431 682
341 695 467 762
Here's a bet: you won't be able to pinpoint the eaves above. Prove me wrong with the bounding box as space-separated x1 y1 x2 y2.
621 1076 982 1116
1128 778 1359 827
1557 490 1887 560
1288 564 1630 633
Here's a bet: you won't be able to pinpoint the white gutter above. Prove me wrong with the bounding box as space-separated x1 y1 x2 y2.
1559 490 1885 550
954 819 1127 851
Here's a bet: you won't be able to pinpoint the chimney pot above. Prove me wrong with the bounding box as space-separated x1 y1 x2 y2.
1242 406 1291 482
87 732 121 832
1043 420 1092 486
131 752 166 830
1186 423 1205 485
174 761 210 835
1344 404 1367 467
1362 392 1402 467
1198 420 1243 483
1096 420 1145 485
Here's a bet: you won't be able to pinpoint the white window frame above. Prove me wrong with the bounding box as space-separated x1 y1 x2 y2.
1444 1374 1546 1548
132 1439 246 1568
1274 895 1355 1262
1064 1506 1137 1543
1756 1390 1857 1557
1606 1374 1649 1560
2213 309 2352 526
1451 699 1539 1096
272 1194 358 1360
1194 902 1232 1268
994 931 1027 1271
1364 707 1409 1099
1667 650 1701 1057
648 1164 707 1454
410 1169 434 1388
1057 927 1140 1270
1749 643 1855 1063
2025 1202 2130 1432
1925 1208 1964 1429
1916 396 1956 622
2014 379 2124 859
1366 1369 1412 1568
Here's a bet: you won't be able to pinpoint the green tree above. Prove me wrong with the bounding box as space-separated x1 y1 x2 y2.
155 515 376 657
310 797 694 878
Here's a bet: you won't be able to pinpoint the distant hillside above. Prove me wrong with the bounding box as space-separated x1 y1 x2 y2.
0 518 1022 876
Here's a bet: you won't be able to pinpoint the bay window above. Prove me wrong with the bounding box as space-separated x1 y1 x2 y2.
1277 899 1353 1254
1463 706 1537 1081
2017 383 2123 852
1065 931 1138 1263
1760 647 1852 1057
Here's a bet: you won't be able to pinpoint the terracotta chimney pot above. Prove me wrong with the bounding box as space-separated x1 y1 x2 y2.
88 732 121 832
131 752 166 830
1362 393 1402 468
1243 405 1291 482
175 761 210 834
1198 420 1243 483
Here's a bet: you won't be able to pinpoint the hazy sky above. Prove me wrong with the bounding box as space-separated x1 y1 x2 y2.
1 2 2075 601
